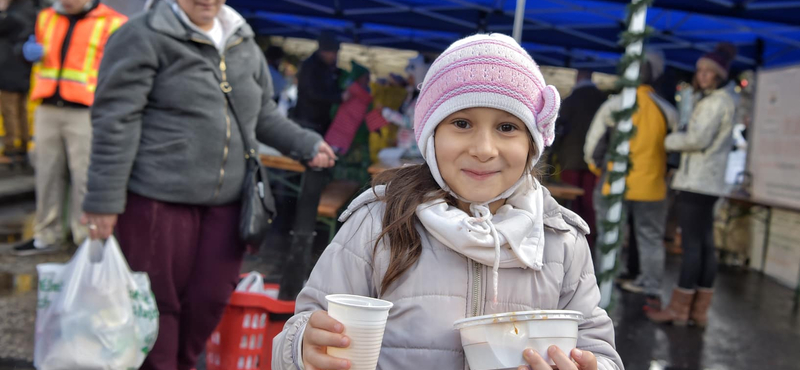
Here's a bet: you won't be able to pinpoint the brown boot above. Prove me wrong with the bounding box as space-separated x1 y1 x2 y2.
646 288 694 326
690 288 713 328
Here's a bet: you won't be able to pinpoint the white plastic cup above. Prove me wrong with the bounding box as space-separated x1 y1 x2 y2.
325 294 393 370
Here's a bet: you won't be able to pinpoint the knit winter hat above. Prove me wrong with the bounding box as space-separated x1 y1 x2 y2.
413 33 560 201
697 42 737 80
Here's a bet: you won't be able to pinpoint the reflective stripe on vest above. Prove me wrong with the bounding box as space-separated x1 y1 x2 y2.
82 17 107 91
41 12 58 58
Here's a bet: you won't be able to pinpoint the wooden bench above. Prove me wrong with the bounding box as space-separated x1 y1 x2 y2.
317 180 361 242
260 154 305 173
259 154 362 240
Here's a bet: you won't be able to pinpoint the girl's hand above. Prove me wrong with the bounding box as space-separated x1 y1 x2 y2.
517 346 597 370
303 311 351 370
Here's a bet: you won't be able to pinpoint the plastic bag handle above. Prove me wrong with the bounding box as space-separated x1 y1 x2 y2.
59 236 133 311
236 271 265 293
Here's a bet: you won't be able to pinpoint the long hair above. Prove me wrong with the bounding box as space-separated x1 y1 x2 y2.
371 134 540 293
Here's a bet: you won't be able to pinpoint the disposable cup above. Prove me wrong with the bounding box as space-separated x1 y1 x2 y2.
454 310 583 369
325 294 393 370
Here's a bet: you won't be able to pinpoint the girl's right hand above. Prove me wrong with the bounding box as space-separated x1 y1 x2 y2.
303 311 351 370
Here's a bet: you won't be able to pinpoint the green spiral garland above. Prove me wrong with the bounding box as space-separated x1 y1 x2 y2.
597 0 653 309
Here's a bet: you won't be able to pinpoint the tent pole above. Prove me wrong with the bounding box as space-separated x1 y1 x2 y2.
513 0 526 43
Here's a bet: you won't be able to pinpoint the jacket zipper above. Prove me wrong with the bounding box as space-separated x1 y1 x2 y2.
214 54 232 199
471 260 482 317
193 36 244 199
465 260 483 370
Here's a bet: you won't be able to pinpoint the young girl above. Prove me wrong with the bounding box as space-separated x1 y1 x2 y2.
273 34 623 370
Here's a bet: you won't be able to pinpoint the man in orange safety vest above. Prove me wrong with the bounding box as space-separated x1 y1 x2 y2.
13 0 126 256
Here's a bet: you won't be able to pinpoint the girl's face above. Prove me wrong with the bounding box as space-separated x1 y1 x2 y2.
434 107 532 204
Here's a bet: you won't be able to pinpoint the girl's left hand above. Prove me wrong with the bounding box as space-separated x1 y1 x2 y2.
517 346 597 370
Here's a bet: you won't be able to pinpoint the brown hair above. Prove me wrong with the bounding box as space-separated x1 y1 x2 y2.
371 134 540 293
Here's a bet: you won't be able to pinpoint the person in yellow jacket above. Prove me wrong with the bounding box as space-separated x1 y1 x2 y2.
584 51 678 304
12 0 126 256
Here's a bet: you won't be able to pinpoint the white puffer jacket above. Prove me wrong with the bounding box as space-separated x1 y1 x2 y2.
272 186 623 370
666 87 735 196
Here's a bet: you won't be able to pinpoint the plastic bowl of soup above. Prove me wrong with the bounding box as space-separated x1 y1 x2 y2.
453 310 583 370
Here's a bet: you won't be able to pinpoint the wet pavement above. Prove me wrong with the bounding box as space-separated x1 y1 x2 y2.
0 192 799 370
612 257 800 370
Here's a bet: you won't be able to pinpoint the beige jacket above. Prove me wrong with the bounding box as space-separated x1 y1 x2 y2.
272 186 623 370
665 88 735 196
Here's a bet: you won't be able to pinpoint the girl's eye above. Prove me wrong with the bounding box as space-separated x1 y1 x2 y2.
453 119 470 129
499 123 518 132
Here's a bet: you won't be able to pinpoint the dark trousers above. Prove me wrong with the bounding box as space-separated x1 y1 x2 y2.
676 192 718 290
560 169 597 248
116 192 244 370
627 213 640 277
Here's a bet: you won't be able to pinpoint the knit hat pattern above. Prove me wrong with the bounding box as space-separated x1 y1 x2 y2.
413 33 560 162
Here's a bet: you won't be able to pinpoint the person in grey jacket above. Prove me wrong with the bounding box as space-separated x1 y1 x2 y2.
80 1 336 369
273 34 622 370
647 43 737 328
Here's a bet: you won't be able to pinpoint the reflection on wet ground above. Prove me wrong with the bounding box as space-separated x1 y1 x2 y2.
613 257 800 370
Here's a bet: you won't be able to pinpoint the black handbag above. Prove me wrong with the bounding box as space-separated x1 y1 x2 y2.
219 80 277 246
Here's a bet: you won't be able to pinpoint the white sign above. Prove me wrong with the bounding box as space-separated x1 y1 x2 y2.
750 64 800 210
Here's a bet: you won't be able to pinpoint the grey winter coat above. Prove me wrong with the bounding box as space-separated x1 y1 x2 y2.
83 1 322 214
665 88 735 196
272 188 624 370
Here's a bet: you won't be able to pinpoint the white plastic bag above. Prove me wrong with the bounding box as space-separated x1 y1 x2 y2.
236 271 278 299
34 237 159 370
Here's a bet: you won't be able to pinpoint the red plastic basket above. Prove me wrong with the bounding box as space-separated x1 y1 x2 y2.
205 280 295 370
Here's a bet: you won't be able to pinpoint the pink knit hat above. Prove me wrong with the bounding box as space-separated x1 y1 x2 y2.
413 33 560 199
414 33 560 163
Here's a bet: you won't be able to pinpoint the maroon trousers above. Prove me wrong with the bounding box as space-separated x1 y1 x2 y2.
116 192 244 370
560 169 597 248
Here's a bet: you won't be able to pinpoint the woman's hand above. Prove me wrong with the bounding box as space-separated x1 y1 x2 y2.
303 311 351 370
308 142 337 168
81 213 118 240
517 346 597 370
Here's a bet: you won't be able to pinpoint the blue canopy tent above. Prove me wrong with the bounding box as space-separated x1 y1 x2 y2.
228 0 800 74
228 0 799 301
